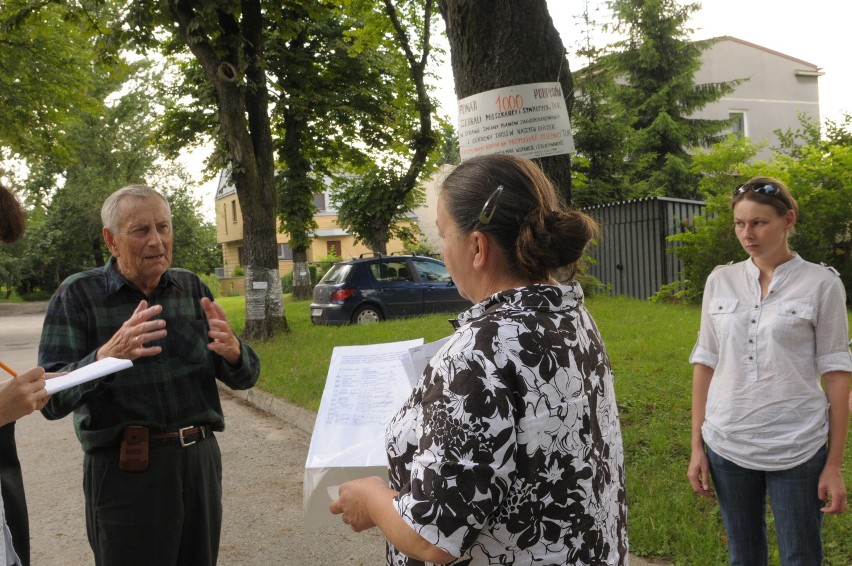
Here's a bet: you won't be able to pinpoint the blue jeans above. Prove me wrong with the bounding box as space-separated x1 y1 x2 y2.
707 445 826 566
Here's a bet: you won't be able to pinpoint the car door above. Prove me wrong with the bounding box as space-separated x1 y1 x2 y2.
369 260 423 318
411 259 470 315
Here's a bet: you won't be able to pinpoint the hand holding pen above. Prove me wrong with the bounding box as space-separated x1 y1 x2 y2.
0 361 51 426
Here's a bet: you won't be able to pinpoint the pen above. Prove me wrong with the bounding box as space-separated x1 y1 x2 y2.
0 360 17 377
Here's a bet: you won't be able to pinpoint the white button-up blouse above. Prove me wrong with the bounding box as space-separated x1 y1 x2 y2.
690 254 852 470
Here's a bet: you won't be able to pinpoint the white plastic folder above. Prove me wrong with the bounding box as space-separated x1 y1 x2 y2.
303 337 449 526
44 357 133 395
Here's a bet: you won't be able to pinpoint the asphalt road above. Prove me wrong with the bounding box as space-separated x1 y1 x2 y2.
1 303 658 566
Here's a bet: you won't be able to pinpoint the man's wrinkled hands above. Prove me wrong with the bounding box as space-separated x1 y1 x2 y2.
97 300 166 361
201 297 241 366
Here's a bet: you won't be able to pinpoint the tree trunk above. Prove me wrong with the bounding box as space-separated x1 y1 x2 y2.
291 249 312 300
439 0 574 203
368 222 389 256
277 81 318 303
168 0 288 341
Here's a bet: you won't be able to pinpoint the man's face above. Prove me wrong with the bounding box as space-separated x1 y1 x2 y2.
104 195 173 291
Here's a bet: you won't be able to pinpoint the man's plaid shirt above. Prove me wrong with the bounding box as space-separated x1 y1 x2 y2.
38 257 260 452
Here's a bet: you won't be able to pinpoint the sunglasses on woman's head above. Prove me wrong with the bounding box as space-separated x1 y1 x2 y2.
733 183 780 197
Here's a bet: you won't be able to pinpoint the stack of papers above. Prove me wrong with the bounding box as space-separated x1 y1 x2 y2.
303 337 449 526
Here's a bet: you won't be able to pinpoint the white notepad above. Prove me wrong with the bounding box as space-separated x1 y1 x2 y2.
45 357 133 395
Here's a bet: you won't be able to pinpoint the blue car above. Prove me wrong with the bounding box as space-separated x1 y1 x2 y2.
309 254 470 325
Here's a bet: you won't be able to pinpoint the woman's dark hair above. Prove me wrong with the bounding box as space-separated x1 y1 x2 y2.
731 176 798 217
0 183 26 244
440 154 599 281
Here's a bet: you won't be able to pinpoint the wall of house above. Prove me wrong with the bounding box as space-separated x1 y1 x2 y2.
413 163 455 251
221 242 242 277
692 37 821 160
216 193 244 244
216 193 409 279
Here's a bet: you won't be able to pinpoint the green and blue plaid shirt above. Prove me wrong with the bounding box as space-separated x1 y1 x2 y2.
39 257 260 452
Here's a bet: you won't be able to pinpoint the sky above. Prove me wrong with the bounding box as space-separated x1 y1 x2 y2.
433 0 851 127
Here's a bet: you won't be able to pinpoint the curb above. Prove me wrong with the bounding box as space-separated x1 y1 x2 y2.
218 383 317 435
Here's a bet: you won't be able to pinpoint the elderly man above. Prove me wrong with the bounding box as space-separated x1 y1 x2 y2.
39 185 260 566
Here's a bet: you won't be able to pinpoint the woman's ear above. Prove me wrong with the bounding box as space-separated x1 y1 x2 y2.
471 231 490 271
784 209 797 230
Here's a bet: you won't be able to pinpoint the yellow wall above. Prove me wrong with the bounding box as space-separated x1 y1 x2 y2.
215 196 408 277
216 194 244 244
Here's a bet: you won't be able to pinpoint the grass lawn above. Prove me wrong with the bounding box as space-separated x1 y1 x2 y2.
221 294 850 565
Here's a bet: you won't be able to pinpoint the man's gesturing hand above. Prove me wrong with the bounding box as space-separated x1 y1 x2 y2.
97 300 167 361
201 297 242 366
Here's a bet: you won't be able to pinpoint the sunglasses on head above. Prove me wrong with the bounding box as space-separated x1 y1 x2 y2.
733 183 780 197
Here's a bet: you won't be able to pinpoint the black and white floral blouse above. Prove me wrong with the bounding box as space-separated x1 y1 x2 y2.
386 283 628 566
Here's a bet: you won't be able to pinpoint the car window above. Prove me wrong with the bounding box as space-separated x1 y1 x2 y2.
371 261 413 283
413 259 452 283
319 264 352 285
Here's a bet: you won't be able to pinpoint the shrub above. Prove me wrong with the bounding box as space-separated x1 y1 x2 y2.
672 115 852 304
281 272 293 294
198 273 221 297
666 193 745 303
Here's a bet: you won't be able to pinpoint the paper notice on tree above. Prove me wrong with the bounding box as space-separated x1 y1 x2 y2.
457 81 575 161
304 338 452 526
45 357 133 395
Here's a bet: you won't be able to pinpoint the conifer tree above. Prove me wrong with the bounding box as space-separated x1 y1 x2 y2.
609 0 740 199
570 0 634 206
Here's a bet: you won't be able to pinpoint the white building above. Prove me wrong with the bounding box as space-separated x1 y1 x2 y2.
692 36 822 160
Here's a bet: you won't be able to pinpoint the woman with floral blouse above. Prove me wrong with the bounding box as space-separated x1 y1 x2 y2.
331 153 628 565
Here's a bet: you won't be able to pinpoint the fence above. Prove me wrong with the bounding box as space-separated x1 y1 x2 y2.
582 197 705 299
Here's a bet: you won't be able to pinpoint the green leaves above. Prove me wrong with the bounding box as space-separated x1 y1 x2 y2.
0 1 108 160
667 113 852 304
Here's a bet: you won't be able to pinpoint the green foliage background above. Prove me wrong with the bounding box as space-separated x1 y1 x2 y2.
665 116 852 304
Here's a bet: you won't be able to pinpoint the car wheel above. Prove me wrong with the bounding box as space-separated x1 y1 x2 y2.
352 305 382 324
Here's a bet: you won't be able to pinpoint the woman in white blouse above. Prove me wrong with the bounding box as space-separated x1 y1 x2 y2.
331 154 628 565
688 177 850 565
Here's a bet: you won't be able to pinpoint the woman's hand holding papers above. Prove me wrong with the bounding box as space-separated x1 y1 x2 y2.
331 476 456 563
330 476 384 532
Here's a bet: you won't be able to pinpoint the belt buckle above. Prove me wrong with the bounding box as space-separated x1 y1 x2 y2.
178 426 196 448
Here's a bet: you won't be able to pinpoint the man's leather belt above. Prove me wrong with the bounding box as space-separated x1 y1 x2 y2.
149 425 211 448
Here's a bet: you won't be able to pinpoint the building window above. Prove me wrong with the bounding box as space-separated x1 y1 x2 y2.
312 193 326 211
278 243 294 261
237 246 244 267
223 203 228 234
729 111 746 138
231 199 238 223
327 240 341 258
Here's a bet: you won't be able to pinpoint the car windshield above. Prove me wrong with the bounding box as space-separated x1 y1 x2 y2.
319 264 352 285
